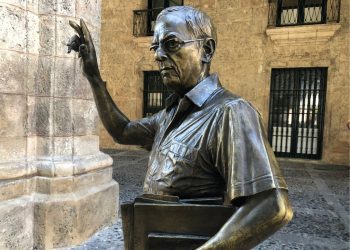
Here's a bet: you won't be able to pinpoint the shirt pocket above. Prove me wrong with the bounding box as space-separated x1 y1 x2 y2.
162 140 199 165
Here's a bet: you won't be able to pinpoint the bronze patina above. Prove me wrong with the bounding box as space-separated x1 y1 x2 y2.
69 6 293 249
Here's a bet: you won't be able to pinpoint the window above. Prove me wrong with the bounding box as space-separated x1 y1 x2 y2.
268 0 341 27
143 71 171 117
133 0 183 37
148 0 184 33
268 68 327 159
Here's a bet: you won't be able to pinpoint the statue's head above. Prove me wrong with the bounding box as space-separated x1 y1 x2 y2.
151 6 217 96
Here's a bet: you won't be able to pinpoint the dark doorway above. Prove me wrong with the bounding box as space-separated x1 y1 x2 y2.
143 71 171 117
268 67 327 159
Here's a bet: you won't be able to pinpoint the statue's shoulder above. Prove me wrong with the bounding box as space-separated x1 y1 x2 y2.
211 88 254 110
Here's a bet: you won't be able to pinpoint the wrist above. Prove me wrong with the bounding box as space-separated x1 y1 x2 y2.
86 74 106 88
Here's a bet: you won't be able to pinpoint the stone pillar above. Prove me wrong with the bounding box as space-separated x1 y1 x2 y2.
0 0 118 249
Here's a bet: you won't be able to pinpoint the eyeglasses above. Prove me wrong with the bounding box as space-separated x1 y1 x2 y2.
150 37 205 53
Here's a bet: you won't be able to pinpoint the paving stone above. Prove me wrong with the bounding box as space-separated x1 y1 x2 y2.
280 210 349 242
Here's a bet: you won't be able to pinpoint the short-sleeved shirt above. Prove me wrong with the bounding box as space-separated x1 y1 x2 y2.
120 74 287 202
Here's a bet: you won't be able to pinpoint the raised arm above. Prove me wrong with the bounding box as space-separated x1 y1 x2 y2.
67 19 154 146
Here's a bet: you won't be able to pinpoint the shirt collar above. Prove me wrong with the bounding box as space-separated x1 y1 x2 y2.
165 73 221 109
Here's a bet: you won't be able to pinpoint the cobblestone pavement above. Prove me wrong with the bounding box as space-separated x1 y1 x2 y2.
67 150 349 250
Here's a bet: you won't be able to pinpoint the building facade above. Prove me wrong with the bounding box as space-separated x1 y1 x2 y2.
100 0 349 166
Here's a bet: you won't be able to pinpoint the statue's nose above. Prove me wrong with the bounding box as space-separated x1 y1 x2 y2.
154 48 167 62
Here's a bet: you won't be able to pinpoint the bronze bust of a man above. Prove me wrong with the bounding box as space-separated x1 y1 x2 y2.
69 6 293 249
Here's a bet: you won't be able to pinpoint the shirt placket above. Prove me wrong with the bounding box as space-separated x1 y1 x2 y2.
158 98 193 149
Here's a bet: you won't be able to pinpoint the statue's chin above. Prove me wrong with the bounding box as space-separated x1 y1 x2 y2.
162 75 181 92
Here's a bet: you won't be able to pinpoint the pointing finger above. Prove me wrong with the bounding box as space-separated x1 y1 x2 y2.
69 20 85 44
80 19 94 50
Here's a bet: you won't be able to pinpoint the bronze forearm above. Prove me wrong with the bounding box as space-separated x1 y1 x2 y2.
197 189 293 250
87 75 131 144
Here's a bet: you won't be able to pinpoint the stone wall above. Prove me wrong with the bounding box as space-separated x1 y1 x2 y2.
0 0 118 248
100 0 349 165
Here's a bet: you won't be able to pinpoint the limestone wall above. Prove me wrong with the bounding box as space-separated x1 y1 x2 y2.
0 0 118 248
100 0 349 165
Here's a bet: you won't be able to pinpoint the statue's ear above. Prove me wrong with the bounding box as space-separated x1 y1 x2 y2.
201 38 216 63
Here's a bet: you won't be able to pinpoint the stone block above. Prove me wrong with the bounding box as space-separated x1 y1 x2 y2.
0 160 28 180
33 174 118 249
76 180 118 240
27 96 52 136
73 135 99 156
53 97 72 136
0 178 33 201
73 59 93 99
0 94 26 137
39 15 56 56
0 50 26 94
27 11 40 54
0 0 26 9
0 5 26 52
54 136 73 158
76 0 101 28
38 0 57 14
0 136 26 164
72 99 99 135
0 197 34 250
57 0 76 17
27 55 55 96
27 0 39 13
56 16 76 57
54 57 74 97
35 136 53 158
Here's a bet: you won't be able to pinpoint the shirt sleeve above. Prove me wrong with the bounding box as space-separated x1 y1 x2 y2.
211 99 288 202
116 111 162 150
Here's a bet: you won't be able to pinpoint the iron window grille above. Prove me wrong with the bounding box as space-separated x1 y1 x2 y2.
268 0 341 27
143 71 171 117
268 68 328 159
133 0 183 37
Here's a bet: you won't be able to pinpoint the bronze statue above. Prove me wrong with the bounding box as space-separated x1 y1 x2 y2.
68 6 293 249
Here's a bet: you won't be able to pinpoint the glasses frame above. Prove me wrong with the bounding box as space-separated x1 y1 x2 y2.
150 37 206 53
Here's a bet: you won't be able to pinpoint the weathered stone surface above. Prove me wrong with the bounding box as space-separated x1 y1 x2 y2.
73 99 99 135
0 4 26 52
0 94 26 137
27 10 40 54
0 197 34 250
27 96 52 136
27 55 55 96
33 172 118 249
54 57 74 97
73 135 100 156
39 15 56 56
76 0 101 28
0 0 117 248
53 97 72 136
57 0 76 17
0 51 26 94
54 136 73 158
38 0 57 14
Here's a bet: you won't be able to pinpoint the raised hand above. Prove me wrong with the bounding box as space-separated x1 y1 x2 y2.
68 19 102 81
